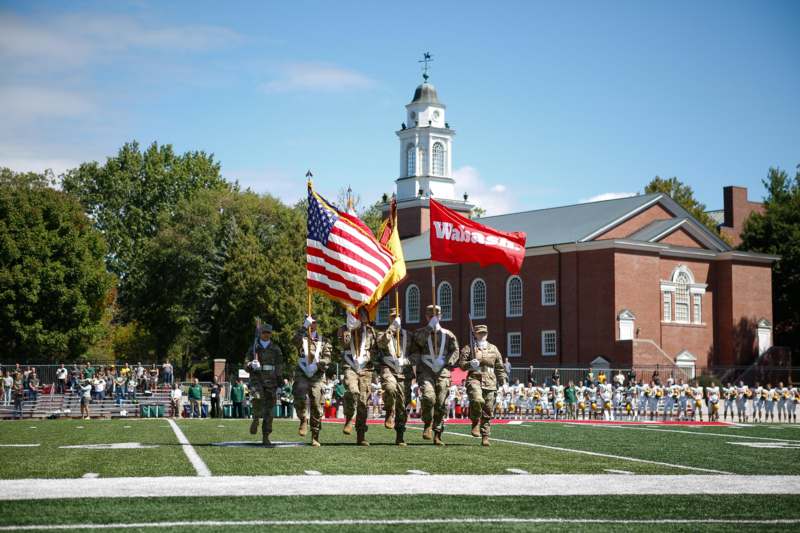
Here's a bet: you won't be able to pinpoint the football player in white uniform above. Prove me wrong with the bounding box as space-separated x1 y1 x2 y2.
636 381 648 419
735 381 748 423
752 382 764 422
722 382 736 422
706 381 720 422
691 381 704 421
601 384 614 421
764 384 776 422
587 383 599 420
790 385 799 424
575 384 587 420
676 379 689 421
777 382 789 423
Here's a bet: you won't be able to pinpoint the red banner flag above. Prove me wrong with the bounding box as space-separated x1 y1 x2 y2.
429 199 527 274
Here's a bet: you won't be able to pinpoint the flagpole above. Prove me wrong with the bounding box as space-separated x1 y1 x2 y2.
395 287 401 349
306 170 314 364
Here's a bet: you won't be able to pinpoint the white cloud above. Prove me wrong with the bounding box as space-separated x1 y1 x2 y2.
0 86 94 121
262 63 376 93
579 191 637 203
0 12 242 71
453 166 516 216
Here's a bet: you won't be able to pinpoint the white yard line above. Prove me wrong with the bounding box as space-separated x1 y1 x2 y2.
0 444 40 447
505 468 529 475
435 429 733 474
1 475 798 500
406 470 430 475
166 419 211 477
2 518 800 530
304 470 322 476
604 469 634 475
598 424 800 443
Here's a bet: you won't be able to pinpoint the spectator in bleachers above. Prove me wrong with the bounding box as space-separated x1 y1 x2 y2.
120 362 131 379
93 374 106 401
28 370 39 402
55 364 68 394
126 376 137 401
141 368 151 393
83 363 95 380
69 366 80 391
2 371 12 406
149 365 159 390
170 382 183 418
230 378 244 418
188 378 202 418
114 374 126 405
13 378 24 419
162 360 173 385
79 379 92 419
135 363 145 391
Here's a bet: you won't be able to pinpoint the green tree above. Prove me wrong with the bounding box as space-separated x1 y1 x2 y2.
0 168 114 362
62 141 229 279
644 176 722 235
740 165 800 361
123 188 341 373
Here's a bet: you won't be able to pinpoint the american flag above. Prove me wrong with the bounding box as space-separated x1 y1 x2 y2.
306 187 393 310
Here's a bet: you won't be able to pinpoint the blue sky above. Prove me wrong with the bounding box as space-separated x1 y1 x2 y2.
1 0 798 215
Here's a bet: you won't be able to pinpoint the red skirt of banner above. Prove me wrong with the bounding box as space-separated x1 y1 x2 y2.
429 199 527 274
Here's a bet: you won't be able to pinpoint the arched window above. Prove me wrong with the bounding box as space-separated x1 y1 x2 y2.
674 272 690 323
406 145 416 177
437 282 453 321
506 275 523 317
432 142 445 176
405 284 420 323
376 297 390 326
470 278 487 319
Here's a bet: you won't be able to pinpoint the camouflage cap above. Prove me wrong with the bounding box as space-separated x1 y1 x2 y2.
260 323 273 333
473 324 488 334
425 304 441 314
389 307 399 316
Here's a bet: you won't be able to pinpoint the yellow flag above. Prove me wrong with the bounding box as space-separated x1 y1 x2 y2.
365 197 406 317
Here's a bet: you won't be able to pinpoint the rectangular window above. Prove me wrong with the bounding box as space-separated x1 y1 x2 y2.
507 332 522 357
541 280 556 306
376 297 390 326
541 330 557 356
675 288 689 323
692 294 702 324
662 291 672 322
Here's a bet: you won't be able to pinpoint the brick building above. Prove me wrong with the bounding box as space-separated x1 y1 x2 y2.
378 79 778 376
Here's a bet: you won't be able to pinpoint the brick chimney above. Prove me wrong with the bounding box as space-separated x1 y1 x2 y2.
720 186 764 247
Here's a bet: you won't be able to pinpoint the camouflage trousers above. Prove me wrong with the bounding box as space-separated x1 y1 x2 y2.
293 373 324 438
467 381 496 437
343 367 373 432
379 366 413 433
418 369 450 434
251 384 276 437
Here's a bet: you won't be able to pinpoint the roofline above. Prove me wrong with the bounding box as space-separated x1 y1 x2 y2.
401 237 778 268
579 194 664 242
475 192 660 222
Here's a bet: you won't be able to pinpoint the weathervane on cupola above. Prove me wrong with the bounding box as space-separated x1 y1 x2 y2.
418 52 433 82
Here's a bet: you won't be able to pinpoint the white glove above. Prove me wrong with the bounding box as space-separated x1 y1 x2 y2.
303 316 314 329
249 359 261 371
469 359 480 370
392 316 402 329
306 362 318 375
346 313 360 331
435 355 445 368
428 316 439 330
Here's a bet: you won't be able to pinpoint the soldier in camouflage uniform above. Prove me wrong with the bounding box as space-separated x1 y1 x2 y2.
458 324 507 446
338 307 377 446
292 316 332 447
412 304 459 446
246 323 284 446
375 308 414 446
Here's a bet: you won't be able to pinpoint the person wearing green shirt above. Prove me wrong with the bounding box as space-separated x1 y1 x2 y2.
230 379 245 419
188 378 203 418
565 381 577 420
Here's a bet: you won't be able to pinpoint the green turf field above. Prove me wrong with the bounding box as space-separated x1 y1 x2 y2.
1 418 799 532
2 418 798 478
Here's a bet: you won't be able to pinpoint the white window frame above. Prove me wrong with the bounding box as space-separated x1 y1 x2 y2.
541 330 557 356
541 280 556 306
432 142 445 176
674 272 690 323
507 332 522 358
692 293 702 324
470 278 487 319
437 281 453 322
505 275 523 317
406 144 416 177
662 291 672 322
405 284 420 324
376 297 390 326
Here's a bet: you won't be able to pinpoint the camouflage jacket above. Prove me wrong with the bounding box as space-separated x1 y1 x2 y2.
337 324 378 375
292 327 332 380
459 342 507 391
411 325 459 378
